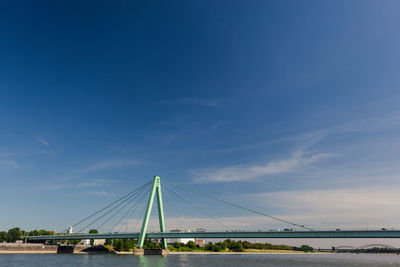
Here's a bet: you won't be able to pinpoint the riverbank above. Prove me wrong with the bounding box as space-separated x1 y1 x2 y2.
0 244 57 254
0 244 110 254
169 250 323 255
110 249 322 255
0 244 325 255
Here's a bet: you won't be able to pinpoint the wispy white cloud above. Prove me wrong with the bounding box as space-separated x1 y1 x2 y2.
35 183 70 191
240 185 400 229
193 149 336 183
77 182 102 188
82 159 141 172
0 159 20 168
36 137 49 146
160 98 221 108
193 112 400 182
86 191 112 196
332 114 400 134
216 130 327 153
33 178 120 192
217 111 400 154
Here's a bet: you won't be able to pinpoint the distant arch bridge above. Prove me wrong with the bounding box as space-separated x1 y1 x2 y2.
336 244 398 251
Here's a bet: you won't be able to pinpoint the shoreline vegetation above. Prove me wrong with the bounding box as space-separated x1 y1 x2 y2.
103 238 315 254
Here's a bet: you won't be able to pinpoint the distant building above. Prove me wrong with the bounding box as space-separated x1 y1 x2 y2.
80 239 105 246
168 229 194 244
93 239 106 246
167 228 205 246
81 239 90 245
194 238 204 247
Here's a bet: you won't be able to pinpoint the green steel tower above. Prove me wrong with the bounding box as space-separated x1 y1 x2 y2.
138 176 167 249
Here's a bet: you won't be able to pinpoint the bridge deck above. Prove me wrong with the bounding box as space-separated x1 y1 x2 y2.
25 230 400 241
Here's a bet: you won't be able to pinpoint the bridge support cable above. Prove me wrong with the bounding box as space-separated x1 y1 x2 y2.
164 180 314 231
67 181 152 232
133 201 147 232
129 193 151 233
95 182 152 232
97 182 152 232
113 185 151 233
162 183 187 230
127 189 150 232
77 182 152 233
163 183 235 231
78 182 151 233
114 186 150 232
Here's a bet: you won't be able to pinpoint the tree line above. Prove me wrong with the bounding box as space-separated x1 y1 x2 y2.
104 238 313 253
0 227 56 243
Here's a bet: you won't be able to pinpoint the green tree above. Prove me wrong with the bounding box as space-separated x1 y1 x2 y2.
215 242 226 250
143 239 160 250
89 229 98 246
205 242 214 251
0 231 7 242
114 240 123 251
7 227 22 243
228 241 244 252
299 245 313 252
186 240 196 249
213 244 223 252
173 242 181 249
223 239 233 248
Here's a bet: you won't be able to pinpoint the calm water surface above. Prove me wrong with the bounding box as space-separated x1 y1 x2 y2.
1 254 400 266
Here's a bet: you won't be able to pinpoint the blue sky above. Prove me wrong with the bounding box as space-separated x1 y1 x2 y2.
1 0 400 233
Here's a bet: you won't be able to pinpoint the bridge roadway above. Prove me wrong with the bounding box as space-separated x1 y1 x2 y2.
26 230 400 241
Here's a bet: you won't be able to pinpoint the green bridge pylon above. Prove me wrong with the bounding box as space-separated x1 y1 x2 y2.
138 176 167 249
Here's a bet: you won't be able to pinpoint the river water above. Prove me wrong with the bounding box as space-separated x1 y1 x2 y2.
1 254 400 266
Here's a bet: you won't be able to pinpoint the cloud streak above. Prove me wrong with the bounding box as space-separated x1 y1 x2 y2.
0 159 20 168
77 182 102 188
193 150 336 183
86 191 112 196
36 137 49 146
33 178 120 192
241 185 400 229
82 159 141 172
217 111 400 154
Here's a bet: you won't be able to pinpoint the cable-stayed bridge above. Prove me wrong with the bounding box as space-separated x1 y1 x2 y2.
26 176 400 249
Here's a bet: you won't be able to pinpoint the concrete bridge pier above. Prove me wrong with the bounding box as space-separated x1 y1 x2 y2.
133 248 144 256
133 248 170 256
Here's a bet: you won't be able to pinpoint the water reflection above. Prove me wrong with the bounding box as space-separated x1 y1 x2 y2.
138 255 167 267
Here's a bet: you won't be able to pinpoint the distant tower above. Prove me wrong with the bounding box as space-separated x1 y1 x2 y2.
68 226 73 234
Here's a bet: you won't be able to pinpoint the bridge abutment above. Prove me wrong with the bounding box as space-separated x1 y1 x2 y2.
133 248 144 256
133 248 169 256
